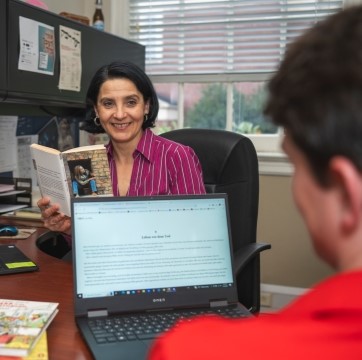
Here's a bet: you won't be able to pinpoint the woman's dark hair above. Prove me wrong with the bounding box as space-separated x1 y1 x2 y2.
80 60 159 133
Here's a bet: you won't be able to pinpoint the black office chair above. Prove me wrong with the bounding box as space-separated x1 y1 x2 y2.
160 128 271 313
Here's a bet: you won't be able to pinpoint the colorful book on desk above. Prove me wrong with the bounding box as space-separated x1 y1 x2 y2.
30 143 112 217
0 332 48 360
0 299 58 357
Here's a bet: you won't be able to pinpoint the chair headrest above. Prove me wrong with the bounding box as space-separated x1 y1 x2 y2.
160 128 258 185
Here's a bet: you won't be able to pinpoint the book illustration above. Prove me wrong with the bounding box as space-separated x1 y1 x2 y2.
0 299 57 357
62 149 112 197
72 165 97 196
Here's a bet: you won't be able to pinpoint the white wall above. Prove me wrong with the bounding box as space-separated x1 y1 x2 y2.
40 0 114 34
39 0 86 17
258 175 335 288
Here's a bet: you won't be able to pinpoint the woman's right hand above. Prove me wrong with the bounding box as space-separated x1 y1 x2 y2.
37 197 71 235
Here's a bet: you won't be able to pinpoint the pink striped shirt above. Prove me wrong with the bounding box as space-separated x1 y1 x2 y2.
106 128 206 196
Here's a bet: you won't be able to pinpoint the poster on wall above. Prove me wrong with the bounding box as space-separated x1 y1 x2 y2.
0 116 18 173
18 16 55 75
58 25 81 91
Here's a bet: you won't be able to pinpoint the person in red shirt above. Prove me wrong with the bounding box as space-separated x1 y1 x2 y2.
37 61 205 237
148 5 362 360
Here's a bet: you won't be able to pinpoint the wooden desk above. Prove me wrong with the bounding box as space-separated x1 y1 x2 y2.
0 219 92 359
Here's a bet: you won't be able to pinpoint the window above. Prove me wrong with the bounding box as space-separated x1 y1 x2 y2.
126 0 343 155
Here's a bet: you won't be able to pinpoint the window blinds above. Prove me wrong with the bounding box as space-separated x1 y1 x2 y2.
129 0 343 75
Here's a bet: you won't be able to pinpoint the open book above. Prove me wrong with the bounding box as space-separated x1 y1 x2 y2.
30 143 113 217
0 299 58 357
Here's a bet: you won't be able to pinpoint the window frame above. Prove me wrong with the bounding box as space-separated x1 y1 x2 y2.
150 72 281 152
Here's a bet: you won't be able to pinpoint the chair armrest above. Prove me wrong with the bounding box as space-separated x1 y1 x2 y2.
233 243 271 275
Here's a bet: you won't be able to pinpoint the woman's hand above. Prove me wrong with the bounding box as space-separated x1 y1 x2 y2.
37 197 71 235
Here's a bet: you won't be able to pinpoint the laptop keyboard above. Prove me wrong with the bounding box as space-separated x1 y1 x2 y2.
88 307 248 344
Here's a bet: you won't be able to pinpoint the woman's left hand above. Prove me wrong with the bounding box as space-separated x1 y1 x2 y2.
37 197 72 235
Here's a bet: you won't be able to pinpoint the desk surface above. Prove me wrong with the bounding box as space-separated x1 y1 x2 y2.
0 219 92 360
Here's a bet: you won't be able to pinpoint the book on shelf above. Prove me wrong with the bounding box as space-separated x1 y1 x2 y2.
1 207 43 227
0 299 58 357
0 214 44 228
30 143 113 217
13 207 42 220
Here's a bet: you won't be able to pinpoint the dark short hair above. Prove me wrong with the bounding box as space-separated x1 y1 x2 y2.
81 60 159 133
264 6 362 186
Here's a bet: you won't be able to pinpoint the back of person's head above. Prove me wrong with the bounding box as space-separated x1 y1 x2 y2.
264 6 362 186
82 60 159 133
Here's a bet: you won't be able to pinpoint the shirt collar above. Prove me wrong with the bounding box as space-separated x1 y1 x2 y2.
105 128 155 162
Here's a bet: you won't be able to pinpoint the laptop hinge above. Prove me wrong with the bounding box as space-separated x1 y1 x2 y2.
210 300 228 308
87 309 108 318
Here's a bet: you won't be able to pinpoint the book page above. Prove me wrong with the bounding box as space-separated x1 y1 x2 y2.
62 143 106 153
0 116 18 173
30 146 71 216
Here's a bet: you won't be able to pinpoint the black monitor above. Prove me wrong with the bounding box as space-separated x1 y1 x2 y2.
0 0 7 101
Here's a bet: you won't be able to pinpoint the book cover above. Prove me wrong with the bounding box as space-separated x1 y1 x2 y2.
0 331 48 360
30 143 113 216
0 299 58 357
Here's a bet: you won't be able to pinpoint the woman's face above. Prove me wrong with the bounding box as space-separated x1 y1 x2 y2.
94 78 150 146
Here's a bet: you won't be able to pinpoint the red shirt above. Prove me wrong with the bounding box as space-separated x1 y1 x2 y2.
106 128 206 196
148 270 362 360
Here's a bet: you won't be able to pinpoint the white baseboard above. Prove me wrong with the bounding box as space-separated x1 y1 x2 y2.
260 283 308 311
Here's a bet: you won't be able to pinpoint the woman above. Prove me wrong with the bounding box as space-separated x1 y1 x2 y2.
37 60 206 236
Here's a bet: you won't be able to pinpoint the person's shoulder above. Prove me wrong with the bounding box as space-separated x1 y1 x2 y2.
148 315 281 359
153 131 190 151
155 133 180 148
156 135 196 161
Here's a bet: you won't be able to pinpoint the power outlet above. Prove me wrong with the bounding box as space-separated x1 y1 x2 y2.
260 292 273 307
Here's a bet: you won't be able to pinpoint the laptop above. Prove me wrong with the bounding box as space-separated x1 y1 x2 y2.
0 244 39 275
71 194 251 360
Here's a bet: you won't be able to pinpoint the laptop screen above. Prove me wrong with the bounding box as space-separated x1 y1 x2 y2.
72 194 239 314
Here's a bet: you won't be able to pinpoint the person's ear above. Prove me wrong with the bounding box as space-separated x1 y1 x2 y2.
329 156 362 233
145 100 150 115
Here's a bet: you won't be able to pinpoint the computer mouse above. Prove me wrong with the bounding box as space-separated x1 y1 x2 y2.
0 225 18 237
